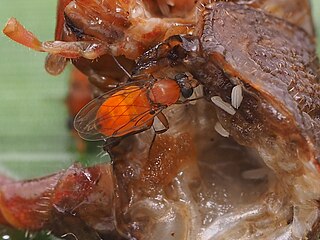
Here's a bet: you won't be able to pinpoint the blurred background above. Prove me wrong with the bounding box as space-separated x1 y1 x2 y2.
0 0 319 239
0 0 108 181
0 0 71 179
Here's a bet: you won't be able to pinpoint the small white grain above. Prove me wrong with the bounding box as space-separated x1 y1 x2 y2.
231 85 243 109
214 122 230 137
211 96 236 115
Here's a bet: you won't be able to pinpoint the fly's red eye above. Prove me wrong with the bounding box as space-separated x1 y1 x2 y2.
149 79 180 106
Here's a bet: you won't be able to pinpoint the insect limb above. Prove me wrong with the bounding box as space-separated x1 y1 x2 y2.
112 55 132 79
3 18 111 59
176 95 203 105
41 40 109 59
3 18 42 50
153 112 169 134
148 131 157 159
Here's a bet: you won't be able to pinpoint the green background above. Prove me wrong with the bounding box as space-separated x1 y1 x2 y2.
0 0 72 179
0 0 108 181
0 0 319 239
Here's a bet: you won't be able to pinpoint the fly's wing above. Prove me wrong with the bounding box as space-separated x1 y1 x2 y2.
74 80 161 141
99 107 161 138
74 96 105 141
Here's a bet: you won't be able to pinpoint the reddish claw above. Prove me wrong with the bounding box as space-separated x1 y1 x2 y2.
3 18 42 51
3 18 109 59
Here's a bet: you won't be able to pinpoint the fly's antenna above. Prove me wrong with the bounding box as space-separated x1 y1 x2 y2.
113 54 155 82
112 55 132 79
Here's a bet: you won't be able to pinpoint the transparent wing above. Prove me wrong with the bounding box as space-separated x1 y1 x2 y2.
97 107 163 138
74 80 162 141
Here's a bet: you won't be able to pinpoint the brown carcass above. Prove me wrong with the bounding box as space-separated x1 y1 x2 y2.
2 0 320 239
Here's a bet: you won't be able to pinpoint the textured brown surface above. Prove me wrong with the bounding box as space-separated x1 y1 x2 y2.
0 0 320 239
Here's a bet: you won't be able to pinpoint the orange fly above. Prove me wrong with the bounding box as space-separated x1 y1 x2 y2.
74 78 189 141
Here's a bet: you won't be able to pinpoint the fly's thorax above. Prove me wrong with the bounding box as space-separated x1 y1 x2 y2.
148 79 180 106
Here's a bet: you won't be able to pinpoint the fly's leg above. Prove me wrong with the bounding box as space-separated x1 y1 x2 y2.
3 18 112 60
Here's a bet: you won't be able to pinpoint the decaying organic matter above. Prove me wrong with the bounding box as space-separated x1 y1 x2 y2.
124 2 320 239
1 0 320 240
